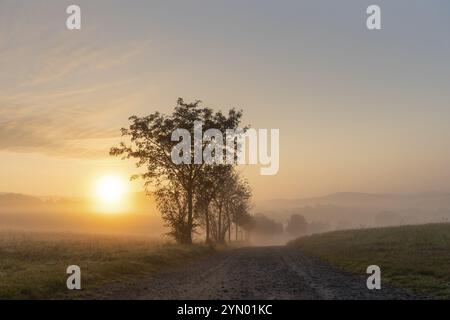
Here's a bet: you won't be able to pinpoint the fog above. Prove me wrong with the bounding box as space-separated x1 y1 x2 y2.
0 193 165 237
3 191 450 245
246 192 450 245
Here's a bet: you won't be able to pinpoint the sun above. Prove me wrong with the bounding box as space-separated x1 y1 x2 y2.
95 175 127 207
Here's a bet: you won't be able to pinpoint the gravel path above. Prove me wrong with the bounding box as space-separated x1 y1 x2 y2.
84 246 420 300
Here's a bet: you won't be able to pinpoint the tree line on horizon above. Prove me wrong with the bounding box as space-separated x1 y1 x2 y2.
110 98 253 244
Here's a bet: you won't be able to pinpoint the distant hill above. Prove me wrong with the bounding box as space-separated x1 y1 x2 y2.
0 191 157 214
0 193 43 207
260 192 450 211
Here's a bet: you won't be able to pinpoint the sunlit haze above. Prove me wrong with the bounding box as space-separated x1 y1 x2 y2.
1 0 450 201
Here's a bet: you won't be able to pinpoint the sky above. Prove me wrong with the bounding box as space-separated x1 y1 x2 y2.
1 0 450 201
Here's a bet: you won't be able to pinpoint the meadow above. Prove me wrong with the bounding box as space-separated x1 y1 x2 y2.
0 230 214 299
289 223 450 299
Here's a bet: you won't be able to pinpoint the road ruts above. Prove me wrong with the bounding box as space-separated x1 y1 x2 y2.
83 246 423 300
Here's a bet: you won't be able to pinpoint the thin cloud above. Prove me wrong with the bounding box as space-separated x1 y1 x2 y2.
0 39 149 158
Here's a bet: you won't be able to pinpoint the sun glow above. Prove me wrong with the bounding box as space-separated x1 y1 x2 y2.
94 175 128 212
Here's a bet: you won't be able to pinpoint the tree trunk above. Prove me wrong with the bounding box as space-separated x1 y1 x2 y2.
235 223 238 241
205 207 210 243
218 205 222 242
186 183 193 244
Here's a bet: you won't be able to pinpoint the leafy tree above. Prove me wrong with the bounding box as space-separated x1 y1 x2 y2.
194 165 230 243
208 172 252 243
251 214 284 236
110 98 244 244
227 175 252 242
286 214 308 236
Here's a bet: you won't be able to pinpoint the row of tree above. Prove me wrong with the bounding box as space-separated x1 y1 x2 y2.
248 213 328 238
110 99 253 244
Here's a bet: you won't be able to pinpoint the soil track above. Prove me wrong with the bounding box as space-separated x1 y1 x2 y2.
86 246 420 300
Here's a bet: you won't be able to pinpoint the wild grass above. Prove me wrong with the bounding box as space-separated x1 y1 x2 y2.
0 230 215 299
289 223 450 299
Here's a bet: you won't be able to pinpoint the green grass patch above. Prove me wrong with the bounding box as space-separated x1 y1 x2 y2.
0 231 215 299
289 223 450 299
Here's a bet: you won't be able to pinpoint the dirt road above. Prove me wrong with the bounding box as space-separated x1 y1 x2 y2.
87 246 419 300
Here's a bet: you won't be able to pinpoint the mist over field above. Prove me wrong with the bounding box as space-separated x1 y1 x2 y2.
259 192 450 225
244 192 450 245
0 192 165 237
3 191 450 246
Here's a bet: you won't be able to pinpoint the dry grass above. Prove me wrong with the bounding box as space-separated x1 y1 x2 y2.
0 230 215 299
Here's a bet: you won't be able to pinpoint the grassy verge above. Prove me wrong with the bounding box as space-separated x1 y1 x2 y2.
0 230 215 299
289 223 450 299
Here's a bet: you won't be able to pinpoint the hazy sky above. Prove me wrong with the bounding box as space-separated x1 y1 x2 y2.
1 0 450 200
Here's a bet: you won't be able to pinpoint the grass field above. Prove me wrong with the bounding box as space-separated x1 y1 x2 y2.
289 223 450 299
0 230 215 299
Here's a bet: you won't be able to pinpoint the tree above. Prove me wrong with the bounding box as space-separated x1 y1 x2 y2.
286 214 308 236
228 175 252 242
251 214 284 236
194 165 229 243
154 182 192 243
208 172 251 243
110 98 244 244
